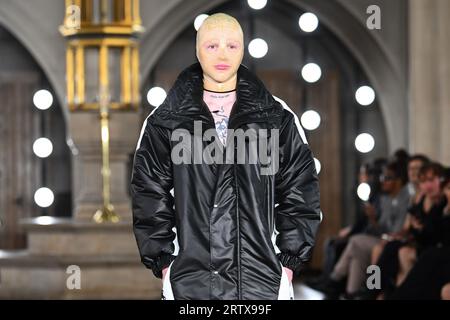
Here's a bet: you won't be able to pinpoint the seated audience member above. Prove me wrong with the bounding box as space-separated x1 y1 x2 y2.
370 155 429 271
405 155 431 201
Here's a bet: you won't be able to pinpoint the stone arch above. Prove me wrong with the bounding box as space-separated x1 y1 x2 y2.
140 0 407 152
0 1 67 123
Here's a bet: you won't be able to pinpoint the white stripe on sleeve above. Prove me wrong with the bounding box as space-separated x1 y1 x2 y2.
135 107 159 151
272 95 308 145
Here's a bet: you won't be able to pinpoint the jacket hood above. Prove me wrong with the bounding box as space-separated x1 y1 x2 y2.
149 62 283 130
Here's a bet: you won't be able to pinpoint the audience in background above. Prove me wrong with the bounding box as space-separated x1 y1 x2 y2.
371 162 446 299
307 150 449 300
383 167 450 300
314 160 411 299
312 159 386 284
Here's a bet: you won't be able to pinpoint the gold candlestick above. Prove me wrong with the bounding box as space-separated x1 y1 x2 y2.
93 86 120 223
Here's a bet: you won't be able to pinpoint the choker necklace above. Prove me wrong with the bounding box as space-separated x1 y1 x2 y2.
203 88 236 94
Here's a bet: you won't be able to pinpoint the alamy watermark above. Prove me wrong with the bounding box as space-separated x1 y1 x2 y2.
64 5 81 30
366 265 381 290
366 5 381 30
66 265 81 290
170 121 279 175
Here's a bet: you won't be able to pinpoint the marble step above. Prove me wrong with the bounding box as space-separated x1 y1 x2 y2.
21 217 140 256
0 250 161 299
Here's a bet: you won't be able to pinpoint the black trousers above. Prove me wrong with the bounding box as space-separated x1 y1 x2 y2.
386 246 450 300
322 236 349 277
377 240 404 295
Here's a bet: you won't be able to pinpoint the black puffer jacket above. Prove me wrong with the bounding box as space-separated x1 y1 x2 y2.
131 62 321 300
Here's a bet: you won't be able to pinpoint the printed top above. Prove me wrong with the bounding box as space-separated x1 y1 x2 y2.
203 88 237 146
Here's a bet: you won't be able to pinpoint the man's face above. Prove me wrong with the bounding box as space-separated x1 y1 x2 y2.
408 159 424 185
380 169 398 193
196 23 244 87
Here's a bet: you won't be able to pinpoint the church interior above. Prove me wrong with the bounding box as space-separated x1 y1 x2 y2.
0 0 449 300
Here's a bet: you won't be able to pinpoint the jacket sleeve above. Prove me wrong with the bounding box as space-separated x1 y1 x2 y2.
274 108 322 273
130 115 177 279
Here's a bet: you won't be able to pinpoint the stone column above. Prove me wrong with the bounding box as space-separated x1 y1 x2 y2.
409 0 450 165
68 112 141 221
